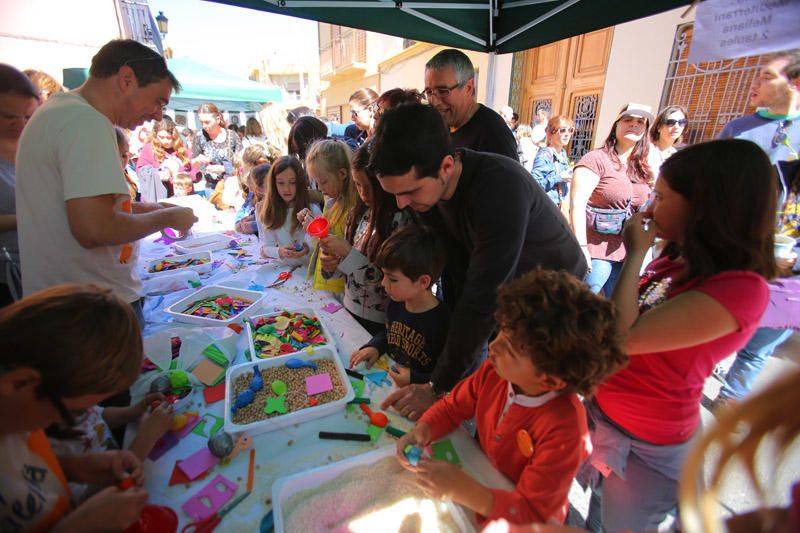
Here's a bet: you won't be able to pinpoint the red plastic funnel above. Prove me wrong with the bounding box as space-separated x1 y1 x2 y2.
307 217 330 239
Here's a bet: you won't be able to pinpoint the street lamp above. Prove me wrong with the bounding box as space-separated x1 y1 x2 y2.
156 11 169 39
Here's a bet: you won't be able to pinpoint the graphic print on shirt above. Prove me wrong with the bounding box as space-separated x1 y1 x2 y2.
386 321 432 367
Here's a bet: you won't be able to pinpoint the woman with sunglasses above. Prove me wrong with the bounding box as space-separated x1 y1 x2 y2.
570 103 654 296
649 105 688 179
347 88 379 146
531 115 575 212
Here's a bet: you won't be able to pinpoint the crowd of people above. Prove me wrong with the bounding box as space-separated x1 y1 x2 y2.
0 37 798 532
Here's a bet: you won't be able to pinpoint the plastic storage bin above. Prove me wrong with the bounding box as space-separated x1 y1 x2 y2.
164 285 264 327
144 251 212 278
175 233 236 254
271 446 475 533
223 346 354 437
246 308 335 360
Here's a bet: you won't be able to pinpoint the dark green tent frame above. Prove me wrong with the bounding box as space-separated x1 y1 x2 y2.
208 0 692 54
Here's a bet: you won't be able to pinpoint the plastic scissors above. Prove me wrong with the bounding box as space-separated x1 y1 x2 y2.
266 265 300 288
181 491 250 533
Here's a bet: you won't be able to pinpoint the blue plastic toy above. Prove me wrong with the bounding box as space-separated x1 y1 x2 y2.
285 358 318 370
403 445 423 467
231 389 255 414
250 365 264 392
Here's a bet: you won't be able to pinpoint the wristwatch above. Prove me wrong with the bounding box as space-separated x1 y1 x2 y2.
428 381 446 399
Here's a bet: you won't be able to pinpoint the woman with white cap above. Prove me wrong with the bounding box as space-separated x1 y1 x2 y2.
570 103 654 296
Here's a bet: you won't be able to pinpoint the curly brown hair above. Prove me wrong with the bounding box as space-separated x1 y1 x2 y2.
495 270 628 397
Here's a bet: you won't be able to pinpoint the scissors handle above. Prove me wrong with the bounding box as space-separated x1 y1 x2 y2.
181 514 221 533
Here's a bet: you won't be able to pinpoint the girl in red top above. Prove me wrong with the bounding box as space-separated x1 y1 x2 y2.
582 139 777 532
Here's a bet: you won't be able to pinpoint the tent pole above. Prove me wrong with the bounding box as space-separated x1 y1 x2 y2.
485 51 496 108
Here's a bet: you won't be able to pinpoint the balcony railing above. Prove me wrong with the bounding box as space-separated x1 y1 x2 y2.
320 28 366 79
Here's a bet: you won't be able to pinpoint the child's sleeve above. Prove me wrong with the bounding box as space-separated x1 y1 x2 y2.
485 406 591 524
363 326 388 354
259 227 281 259
419 361 487 441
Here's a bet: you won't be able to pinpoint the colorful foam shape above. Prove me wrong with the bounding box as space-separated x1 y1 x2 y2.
264 395 288 415
168 460 209 486
202 383 226 405
430 439 461 465
172 413 202 440
178 447 220 480
181 474 238 521
192 358 226 387
364 371 391 387
305 373 333 396
367 424 383 443
148 431 179 461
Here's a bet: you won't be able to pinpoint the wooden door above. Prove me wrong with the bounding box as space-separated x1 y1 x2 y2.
518 28 613 160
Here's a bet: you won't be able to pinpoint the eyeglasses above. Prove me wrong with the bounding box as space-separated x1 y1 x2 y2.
350 103 375 119
551 127 575 134
772 120 790 148
664 118 688 127
421 83 465 101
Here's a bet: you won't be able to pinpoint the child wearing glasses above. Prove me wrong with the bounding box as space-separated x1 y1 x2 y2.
0 284 152 531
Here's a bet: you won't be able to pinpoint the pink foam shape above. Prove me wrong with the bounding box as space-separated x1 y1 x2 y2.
321 302 343 314
178 447 220 480
305 373 333 396
181 474 238 521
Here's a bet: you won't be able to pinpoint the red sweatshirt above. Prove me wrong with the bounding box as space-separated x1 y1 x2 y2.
419 360 591 524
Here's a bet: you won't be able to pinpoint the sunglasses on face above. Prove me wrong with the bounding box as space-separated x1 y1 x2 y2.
664 118 688 127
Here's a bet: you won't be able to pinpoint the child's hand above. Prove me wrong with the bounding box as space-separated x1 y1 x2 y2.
415 458 470 500
320 235 352 258
134 392 165 417
388 364 411 387
395 422 432 470
236 215 256 235
350 347 379 368
65 450 144 486
128 402 173 461
297 208 315 230
319 251 340 273
278 243 308 259
622 211 656 256
56 484 148 532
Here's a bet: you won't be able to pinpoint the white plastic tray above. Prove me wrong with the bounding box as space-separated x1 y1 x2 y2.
246 308 335 361
143 251 212 278
223 346 354 437
164 285 264 327
272 446 475 533
174 233 236 254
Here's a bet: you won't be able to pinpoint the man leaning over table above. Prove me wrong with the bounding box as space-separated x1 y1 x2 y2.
15 39 196 320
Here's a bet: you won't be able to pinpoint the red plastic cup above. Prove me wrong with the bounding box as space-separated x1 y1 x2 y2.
307 217 330 239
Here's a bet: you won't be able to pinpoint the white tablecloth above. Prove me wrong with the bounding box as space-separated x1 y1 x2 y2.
129 227 511 532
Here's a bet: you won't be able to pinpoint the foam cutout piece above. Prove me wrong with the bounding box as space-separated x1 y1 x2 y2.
321 302 343 314
181 474 238 521
172 413 202 440
305 373 333 396
148 431 179 461
168 460 209 486
178 447 220 480
203 382 226 405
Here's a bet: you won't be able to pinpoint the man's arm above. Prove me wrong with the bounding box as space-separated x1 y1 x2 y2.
66 195 196 248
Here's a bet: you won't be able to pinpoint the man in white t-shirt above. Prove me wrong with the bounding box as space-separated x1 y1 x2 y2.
16 40 196 311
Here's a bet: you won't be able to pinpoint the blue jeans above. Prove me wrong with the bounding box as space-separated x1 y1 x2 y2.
586 259 623 297
719 326 794 401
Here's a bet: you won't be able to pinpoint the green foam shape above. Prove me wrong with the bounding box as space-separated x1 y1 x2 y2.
271 380 287 395
350 378 365 398
367 424 383 442
264 395 287 414
430 439 461 465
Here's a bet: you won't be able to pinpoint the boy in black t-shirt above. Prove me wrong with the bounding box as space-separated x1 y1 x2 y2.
350 225 450 387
